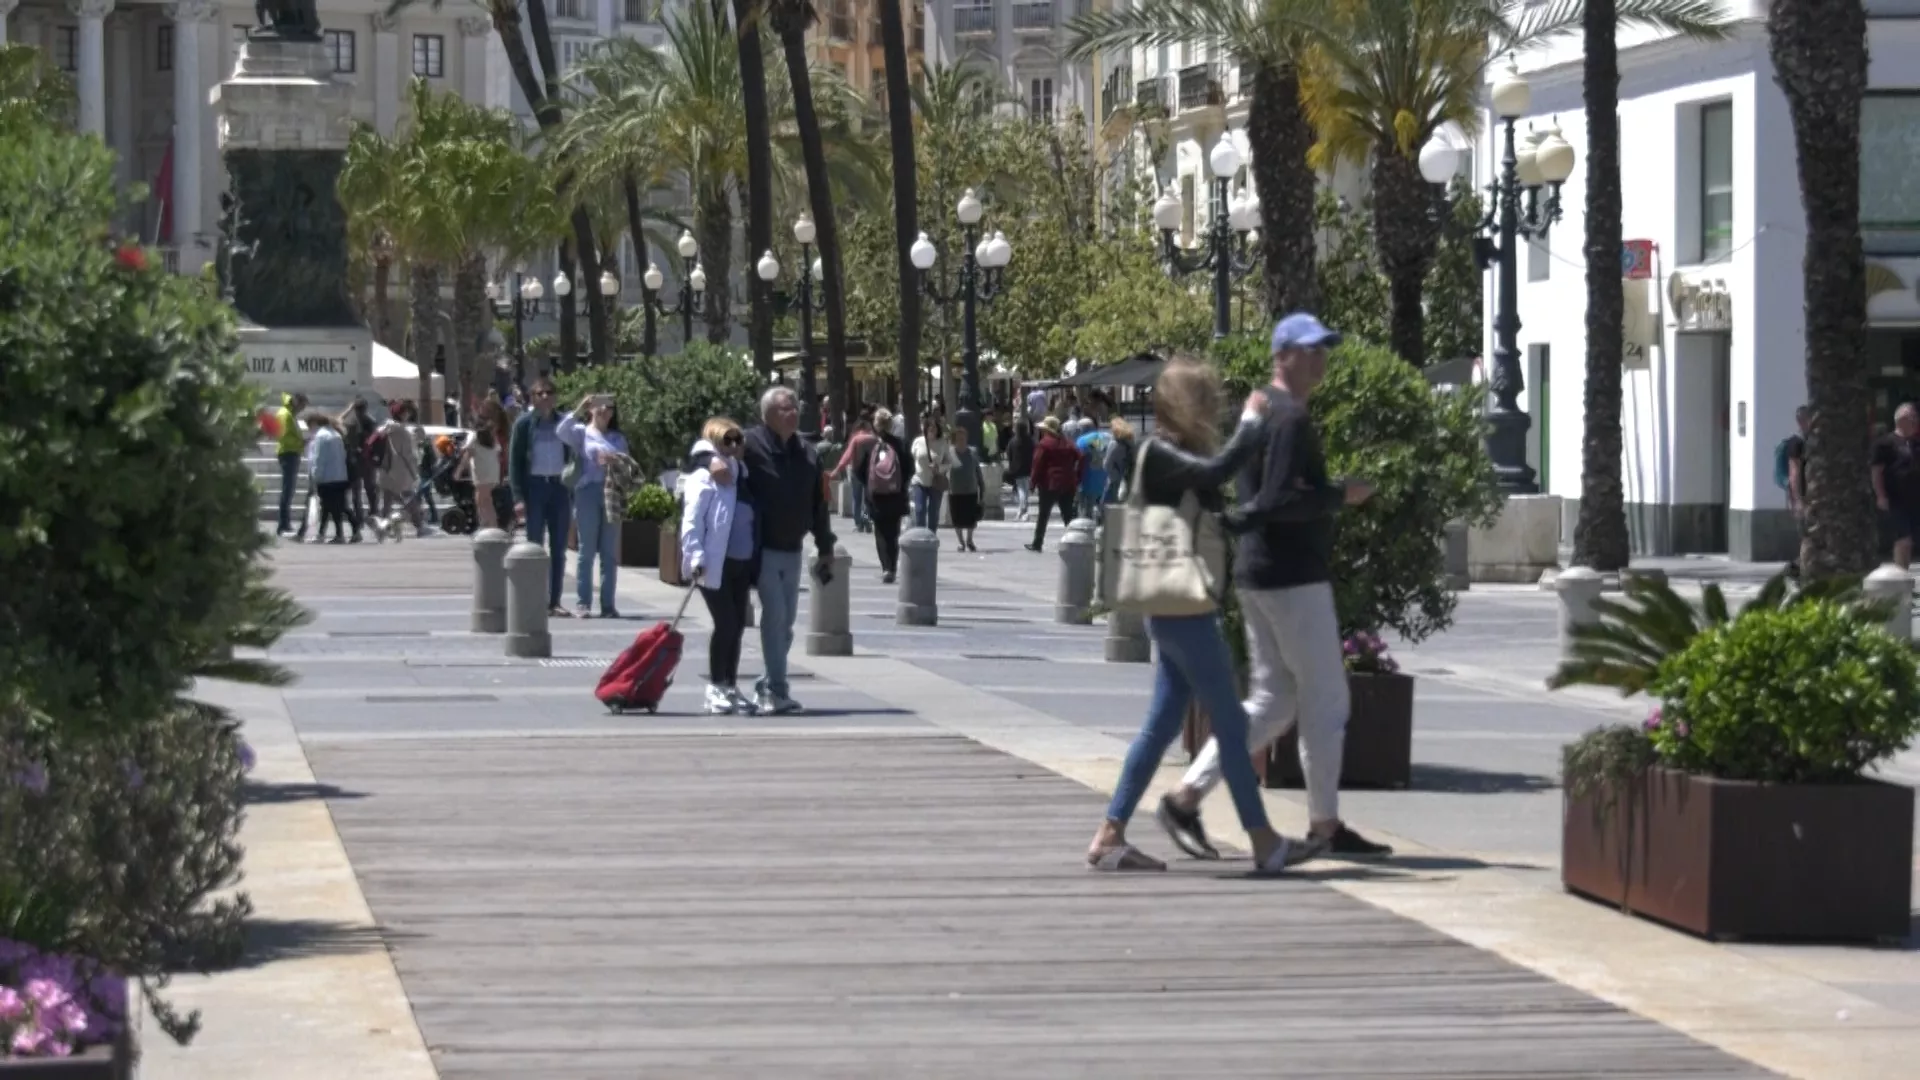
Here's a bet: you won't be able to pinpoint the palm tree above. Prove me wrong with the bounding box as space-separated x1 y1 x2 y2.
1066 0 1323 317
337 125 405 354
1571 0 1731 573
1769 0 1874 578
732 0 779 376
875 0 923 433
769 0 853 436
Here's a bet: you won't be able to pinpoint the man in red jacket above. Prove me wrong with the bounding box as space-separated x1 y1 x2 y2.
1024 415 1083 552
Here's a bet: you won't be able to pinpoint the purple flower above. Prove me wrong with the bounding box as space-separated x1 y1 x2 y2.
23 978 71 1014
10 763 47 795
52 1000 88 1035
1643 706 1663 732
120 760 144 791
0 987 25 1023
85 976 125 1022
237 741 256 773
1675 721 1690 739
1342 638 1359 655
10 1025 48 1056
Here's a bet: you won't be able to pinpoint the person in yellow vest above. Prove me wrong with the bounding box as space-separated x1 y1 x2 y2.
274 392 308 536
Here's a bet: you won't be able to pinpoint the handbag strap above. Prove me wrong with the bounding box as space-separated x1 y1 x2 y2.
1126 438 1154 508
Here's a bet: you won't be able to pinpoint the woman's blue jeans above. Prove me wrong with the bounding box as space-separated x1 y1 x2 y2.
573 482 620 612
1105 612 1271 835
911 484 944 530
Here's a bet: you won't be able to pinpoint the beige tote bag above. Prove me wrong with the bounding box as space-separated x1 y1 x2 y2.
1113 440 1226 618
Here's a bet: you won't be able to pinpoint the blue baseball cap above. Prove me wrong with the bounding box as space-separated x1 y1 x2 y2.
1271 312 1342 352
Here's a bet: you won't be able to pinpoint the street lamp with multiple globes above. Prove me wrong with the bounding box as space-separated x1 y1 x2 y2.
486 270 551 376
756 212 831 433
638 230 710 355
1153 133 1260 340
1420 59 1575 493
910 188 1012 451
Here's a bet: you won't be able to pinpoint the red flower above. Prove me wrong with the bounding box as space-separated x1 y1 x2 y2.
113 244 147 272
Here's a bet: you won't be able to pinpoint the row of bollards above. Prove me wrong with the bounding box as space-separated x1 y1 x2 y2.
470 528 552 658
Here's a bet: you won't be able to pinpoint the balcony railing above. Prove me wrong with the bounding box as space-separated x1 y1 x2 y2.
1177 62 1223 112
1012 1 1052 30
1101 66 1132 123
159 245 183 275
1134 76 1166 112
954 4 995 34
622 0 656 22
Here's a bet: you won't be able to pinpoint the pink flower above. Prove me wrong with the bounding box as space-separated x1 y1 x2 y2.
10 1025 48 1056
1675 721 1690 739
23 978 70 1013
52 1000 88 1035
1643 705 1663 732
0 987 25 1023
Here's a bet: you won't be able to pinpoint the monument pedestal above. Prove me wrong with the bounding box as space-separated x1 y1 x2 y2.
1468 494 1563 584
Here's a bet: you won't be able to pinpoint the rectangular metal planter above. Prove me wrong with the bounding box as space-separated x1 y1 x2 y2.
0 1030 133 1079
618 518 662 568
1562 765 1915 942
657 521 684 586
1265 672 1414 790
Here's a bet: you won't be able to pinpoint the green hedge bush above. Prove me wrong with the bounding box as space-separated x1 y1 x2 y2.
556 342 764 476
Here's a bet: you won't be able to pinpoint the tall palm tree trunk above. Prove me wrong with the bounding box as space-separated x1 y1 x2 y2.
408 261 441 414
1248 63 1318 317
877 0 921 434
371 254 393 349
778 18 851 437
733 0 777 378
1573 0 1632 571
622 169 649 292
1770 0 1873 578
1370 146 1440 366
451 252 490 413
697 184 734 345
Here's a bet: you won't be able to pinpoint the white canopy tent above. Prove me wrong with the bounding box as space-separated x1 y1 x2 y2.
371 342 445 422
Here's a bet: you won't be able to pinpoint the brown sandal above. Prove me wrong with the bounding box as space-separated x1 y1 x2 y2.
1087 844 1166 872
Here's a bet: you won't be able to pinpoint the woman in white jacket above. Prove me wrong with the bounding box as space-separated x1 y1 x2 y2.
680 417 758 715
910 415 957 529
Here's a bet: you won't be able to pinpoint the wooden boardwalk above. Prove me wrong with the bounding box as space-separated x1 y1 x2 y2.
305 732 1773 1079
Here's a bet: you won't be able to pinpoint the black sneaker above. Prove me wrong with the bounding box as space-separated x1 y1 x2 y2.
1323 824 1393 860
1154 794 1220 860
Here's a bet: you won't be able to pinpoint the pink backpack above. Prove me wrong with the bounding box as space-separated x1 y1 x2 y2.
869 441 903 496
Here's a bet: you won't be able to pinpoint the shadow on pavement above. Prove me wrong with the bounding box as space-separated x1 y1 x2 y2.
1409 762 1557 794
238 918 414 968
244 780 369 804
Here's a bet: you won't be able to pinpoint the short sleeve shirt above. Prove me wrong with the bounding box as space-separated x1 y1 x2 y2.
1872 434 1920 505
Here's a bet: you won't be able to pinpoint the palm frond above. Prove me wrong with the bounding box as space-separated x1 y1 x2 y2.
1064 0 1263 65
1700 582 1730 625
1613 0 1738 40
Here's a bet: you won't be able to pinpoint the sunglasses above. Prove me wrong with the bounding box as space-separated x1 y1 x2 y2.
533 389 554 398
722 433 743 446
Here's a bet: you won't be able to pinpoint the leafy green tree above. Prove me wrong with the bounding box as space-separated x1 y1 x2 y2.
556 341 764 474
1424 177 1485 365
0 43 71 137
1065 237 1211 364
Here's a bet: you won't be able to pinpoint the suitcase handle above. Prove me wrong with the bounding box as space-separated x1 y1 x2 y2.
668 581 699 634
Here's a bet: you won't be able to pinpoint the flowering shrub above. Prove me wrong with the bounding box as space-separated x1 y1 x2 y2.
1342 631 1400 675
0 940 126 1058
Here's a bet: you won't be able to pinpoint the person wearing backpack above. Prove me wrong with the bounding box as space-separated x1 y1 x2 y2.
830 409 878 535
856 408 911 584
1775 405 1810 578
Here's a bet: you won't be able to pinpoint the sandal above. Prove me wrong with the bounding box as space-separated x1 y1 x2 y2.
1087 844 1165 872
1251 833 1328 877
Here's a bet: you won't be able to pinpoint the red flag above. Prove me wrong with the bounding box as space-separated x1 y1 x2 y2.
153 139 175 243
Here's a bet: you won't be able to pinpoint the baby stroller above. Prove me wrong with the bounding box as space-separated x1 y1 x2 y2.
374 448 465 543
435 433 516 537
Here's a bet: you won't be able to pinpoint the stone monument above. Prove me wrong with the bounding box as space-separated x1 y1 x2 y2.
214 2 373 409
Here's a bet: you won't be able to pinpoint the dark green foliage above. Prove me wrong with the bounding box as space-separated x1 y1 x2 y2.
1560 722 1658 801
555 342 764 475
1425 178 1485 367
0 126 265 737
1214 337 1500 642
625 483 676 522
1305 186 1482 368
1652 602 1920 783
1548 571 1883 697
224 149 357 327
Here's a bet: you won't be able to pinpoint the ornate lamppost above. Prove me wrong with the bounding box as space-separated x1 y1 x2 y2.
486 269 550 379
756 212 830 434
1420 60 1574 493
1152 134 1259 340
908 188 1012 451
638 230 710 355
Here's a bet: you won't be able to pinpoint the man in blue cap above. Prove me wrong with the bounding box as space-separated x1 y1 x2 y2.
1154 313 1394 862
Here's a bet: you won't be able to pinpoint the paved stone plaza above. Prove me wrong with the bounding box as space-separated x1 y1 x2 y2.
144 519 1920 1079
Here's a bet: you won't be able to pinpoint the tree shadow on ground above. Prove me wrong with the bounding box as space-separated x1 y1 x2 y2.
1408 763 1557 794
236 919 418 969
243 780 368 805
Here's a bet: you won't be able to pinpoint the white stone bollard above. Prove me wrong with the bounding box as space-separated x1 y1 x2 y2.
806 546 855 656
980 463 1006 521
1554 565 1606 660
471 528 511 633
1864 564 1913 643
1057 520 1097 625
896 527 939 626
1443 520 1470 591
504 542 552 658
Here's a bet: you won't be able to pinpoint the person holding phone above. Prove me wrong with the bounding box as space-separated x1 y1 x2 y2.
558 392 630 618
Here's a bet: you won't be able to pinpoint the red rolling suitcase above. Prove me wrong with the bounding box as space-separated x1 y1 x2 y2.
596 584 699 714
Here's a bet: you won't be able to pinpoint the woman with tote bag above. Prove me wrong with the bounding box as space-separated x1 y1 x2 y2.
1087 357 1314 875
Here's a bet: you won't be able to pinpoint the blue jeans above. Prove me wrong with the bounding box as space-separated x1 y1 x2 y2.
1106 613 1271 835
574 482 620 613
911 484 944 529
755 548 803 699
523 475 571 607
277 452 302 532
849 475 869 531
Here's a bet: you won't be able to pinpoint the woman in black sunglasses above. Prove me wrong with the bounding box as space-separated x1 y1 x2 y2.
679 417 760 714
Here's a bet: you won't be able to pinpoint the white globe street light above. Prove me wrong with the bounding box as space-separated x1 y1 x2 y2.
676 230 698 259
986 230 1011 268
793 212 816 246
599 270 620 297
1209 134 1243 179
910 231 937 271
1228 188 1258 232
1418 138 1462 186
521 277 543 301
1490 58 1530 120
957 188 983 225
811 256 823 281
552 272 572 297
643 262 664 291
756 250 780 283
1515 128 1546 187
689 265 707 292
1535 123 1576 184
1152 187 1183 232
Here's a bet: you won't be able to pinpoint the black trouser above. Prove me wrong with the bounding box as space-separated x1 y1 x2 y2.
347 468 378 532
873 512 904 573
316 481 351 540
1031 488 1076 548
700 557 754 685
277 452 302 532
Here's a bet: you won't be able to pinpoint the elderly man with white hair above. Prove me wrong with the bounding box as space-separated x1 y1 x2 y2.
729 386 838 714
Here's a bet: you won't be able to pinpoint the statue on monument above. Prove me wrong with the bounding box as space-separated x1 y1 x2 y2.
251 0 320 41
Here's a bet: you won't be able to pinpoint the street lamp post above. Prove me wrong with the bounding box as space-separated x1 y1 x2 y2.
1421 60 1575 493
909 188 1012 451
486 270 551 381
1154 134 1259 340
638 230 710 355
758 213 830 434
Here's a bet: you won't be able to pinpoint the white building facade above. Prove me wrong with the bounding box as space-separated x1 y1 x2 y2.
924 0 1092 123
1489 1 1920 563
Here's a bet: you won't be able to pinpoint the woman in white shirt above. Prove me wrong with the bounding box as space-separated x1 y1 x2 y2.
910 415 956 530
680 417 758 716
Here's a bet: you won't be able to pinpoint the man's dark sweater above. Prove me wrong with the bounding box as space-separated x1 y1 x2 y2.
1229 386 1346 590
727 426 835 555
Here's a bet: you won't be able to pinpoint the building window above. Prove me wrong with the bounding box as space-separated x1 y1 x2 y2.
1861 93 1920 248
554 0 585 18
1028 77 1054 124
560 38 594 72
55 27 78 72
954 2 993 35
412 34 444 78
1699 101 1733 263
623 0 656 22
158 25 173 71
325 29 356 74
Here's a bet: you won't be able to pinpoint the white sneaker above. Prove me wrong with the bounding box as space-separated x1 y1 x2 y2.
703 684 738 715
725 686 758 714
756 690 803 716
